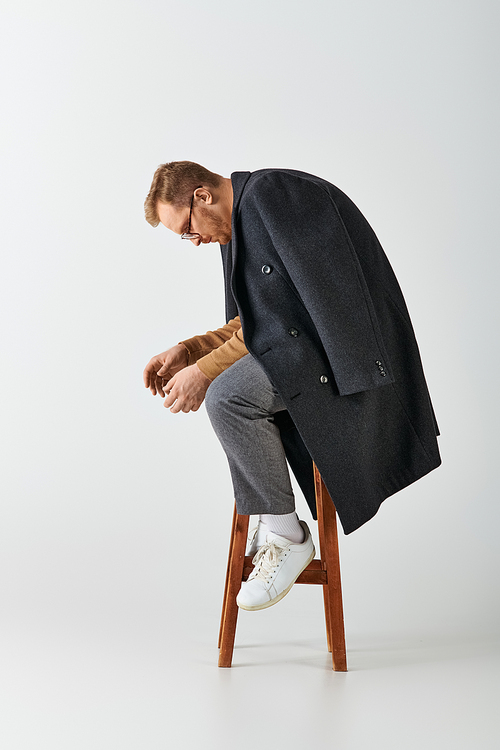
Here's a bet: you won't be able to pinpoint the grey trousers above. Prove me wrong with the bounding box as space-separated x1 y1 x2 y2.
204 354 296 516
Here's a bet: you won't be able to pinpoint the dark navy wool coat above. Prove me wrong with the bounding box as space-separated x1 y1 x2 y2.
220 169 441 534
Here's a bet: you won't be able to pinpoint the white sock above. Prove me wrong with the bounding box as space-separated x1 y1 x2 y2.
259 512 304 544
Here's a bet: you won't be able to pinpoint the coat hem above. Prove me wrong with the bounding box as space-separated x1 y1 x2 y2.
337 454 442 535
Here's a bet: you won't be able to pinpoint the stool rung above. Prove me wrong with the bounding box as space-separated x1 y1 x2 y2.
243 557 327 585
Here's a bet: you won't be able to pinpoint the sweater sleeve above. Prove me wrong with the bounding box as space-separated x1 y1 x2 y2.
179 316 249 381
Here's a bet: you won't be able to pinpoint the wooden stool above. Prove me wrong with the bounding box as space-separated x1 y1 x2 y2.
218 464 347 670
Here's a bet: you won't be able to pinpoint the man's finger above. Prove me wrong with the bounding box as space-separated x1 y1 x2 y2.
169 399 184 414
143 366 153 388
163 377 177 408
164 390 176 407
163 374 175 390
157 364 172 378
143 363 159 394
155 375 165 397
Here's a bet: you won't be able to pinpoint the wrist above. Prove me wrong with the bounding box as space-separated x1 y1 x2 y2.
195 362 212 384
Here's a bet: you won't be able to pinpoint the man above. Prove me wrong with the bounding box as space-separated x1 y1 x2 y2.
143 161 441 612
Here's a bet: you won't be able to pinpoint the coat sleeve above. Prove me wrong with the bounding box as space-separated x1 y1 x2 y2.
247 172 394 396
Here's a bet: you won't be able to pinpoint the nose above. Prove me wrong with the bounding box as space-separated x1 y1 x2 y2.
190 237 202 246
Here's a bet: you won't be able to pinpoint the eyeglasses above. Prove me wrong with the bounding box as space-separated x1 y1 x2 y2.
181 188 202 240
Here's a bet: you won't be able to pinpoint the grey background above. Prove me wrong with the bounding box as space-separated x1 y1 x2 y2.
1 1 499 748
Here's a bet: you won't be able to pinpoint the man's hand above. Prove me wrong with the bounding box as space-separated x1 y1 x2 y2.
143 344 189 397
163 364 212 413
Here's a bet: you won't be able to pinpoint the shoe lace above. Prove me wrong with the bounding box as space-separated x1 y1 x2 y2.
247 525 258 545
249 540 287 583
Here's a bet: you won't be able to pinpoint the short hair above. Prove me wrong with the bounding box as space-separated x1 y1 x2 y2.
144 161 223 227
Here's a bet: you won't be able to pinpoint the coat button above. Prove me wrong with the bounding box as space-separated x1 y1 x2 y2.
262 265 272 274
288 327 299 337
320 375 329 384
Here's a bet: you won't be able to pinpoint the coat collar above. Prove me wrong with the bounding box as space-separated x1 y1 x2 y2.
219 171 251 262
230 171 252 215
217 172 251 319
228 171 251 272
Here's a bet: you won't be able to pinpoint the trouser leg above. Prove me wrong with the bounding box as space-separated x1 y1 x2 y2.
205 354 295 516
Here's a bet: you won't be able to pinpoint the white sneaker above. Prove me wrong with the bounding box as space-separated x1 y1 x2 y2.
236 521 315 611
245 520 268 556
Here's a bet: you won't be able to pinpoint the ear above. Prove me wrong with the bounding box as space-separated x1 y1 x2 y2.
194 187 213 204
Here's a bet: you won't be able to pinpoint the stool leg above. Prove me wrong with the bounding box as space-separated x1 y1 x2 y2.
218 510 249 668
323 585 333 654
218 504 238 649
314 466 348 672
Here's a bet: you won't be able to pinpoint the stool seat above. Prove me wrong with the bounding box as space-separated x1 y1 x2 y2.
218 464 347 670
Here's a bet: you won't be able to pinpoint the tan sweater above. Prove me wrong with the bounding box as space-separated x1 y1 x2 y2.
179 316 248 381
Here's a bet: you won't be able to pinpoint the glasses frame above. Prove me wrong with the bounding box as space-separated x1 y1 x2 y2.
181 187 202 240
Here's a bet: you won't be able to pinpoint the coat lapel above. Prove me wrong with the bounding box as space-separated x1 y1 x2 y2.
229 171 251 267
219 171 252 321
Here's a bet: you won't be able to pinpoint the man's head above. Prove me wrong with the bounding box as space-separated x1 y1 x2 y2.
144 161 233 245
